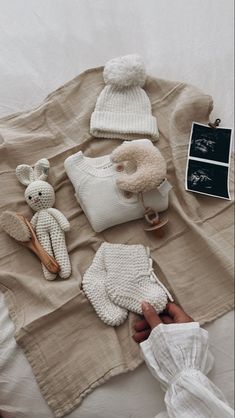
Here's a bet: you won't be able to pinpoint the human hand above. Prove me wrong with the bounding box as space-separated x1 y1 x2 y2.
132 302 194 343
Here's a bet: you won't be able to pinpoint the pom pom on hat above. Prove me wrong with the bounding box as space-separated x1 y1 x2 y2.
90 54 159 140
103 54 146 88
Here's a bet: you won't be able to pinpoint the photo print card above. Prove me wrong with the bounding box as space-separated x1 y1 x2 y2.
185 122 233 200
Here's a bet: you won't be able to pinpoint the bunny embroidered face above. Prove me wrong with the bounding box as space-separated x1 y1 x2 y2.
25 180 55 211
16 158 55 212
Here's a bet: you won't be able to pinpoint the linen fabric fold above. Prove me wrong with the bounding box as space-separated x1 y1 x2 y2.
0 65 233 417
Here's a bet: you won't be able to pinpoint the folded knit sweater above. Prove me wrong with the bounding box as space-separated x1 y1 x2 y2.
64 150 170 232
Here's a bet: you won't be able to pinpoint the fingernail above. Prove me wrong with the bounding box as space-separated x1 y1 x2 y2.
141 301 150 311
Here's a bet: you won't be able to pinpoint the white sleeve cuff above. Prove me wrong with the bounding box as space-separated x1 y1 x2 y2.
140 322 233 418
140 322 214 385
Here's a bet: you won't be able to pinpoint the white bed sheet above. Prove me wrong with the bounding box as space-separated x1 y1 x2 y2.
0 0 234 417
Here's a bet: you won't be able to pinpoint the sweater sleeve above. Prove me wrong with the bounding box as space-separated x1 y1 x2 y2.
140 322 234 418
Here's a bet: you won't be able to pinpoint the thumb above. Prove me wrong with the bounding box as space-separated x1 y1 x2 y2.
141 302 162 329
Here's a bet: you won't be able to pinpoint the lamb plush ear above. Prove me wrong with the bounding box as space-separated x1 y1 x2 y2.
16 164 35 186
34 158 50 181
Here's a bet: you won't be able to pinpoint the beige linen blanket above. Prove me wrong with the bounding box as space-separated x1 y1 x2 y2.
0 67 234 417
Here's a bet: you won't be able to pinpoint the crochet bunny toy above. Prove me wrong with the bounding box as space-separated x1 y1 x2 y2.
16 158 71 280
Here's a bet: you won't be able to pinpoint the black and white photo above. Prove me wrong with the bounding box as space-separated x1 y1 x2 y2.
189 123 232 164
186 160 230 199
186 122 232 200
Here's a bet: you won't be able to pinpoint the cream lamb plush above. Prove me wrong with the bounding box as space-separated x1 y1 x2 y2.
111 138 167 193
16 158 71 280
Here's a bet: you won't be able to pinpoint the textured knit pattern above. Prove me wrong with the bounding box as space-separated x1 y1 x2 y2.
111 139 167 193
90 54 158 141
16 158 49 185
141 323 234 418
82 244 128 326
16 159 71 280
64 146 170 233
82 242 172 326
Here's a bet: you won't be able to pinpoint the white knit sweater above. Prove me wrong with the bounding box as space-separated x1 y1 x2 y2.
64 150 170 232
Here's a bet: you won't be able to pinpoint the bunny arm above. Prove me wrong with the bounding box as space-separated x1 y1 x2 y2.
30 212 39 229
47 208 70 232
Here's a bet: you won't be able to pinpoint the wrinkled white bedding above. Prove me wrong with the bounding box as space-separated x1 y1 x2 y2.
0 0 234 417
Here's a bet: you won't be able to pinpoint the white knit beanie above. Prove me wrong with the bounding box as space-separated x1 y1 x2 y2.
82 243 173 326
90 54 159 141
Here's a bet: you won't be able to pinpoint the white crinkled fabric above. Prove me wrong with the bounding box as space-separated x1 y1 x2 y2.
82 242 173 326
141 322 234 418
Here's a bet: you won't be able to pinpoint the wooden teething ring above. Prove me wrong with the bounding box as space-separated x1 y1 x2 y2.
144 208 159 225
144 207 168 232
139 193 169 233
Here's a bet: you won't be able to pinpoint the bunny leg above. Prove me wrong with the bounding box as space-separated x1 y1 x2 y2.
50 227 71 279
37 231 57 281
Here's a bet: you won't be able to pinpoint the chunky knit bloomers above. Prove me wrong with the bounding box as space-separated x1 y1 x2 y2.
82 242 173 326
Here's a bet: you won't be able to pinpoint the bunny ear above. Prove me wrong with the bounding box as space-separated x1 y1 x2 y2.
16 164 35 186
34 158 50 180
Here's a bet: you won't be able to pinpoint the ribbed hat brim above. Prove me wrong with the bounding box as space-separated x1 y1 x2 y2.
90 111 159 141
